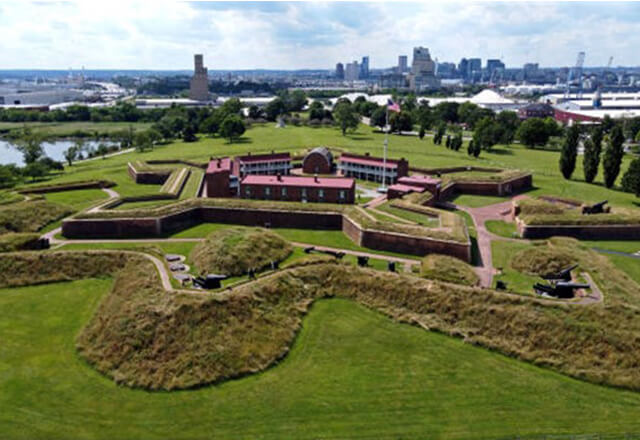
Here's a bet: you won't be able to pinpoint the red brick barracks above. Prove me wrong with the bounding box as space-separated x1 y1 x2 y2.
338 152 408 184
241 174 355 204
204 151 356 203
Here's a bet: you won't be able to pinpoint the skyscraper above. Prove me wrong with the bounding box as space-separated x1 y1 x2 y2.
409 47 440 91
189 54 209 101
345 61 360 82
360 56 370 79
335 62 344 80
398 55 408 73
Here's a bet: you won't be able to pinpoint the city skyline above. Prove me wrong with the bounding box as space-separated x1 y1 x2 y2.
2 1 640 70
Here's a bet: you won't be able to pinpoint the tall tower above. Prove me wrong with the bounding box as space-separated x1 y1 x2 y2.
189 54 210 101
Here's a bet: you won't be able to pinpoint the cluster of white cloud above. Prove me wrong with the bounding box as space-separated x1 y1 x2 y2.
1 1 638 70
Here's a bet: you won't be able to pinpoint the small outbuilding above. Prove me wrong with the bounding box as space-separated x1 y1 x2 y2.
303 147 334 174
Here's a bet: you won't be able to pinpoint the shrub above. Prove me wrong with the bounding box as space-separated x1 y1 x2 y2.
190 227 293 276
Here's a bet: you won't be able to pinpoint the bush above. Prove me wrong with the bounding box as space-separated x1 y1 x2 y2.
420 254 479 286
190 227 293 276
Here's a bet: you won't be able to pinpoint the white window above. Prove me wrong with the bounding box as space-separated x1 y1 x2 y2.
281 187 287 196
339 190 345 199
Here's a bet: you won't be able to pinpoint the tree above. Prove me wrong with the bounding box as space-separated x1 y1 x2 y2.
63 146 78 167
602 114 615 133
14 127 44 164
182 123 197 142
621 157 640 197
147 128 162 147
308 101 325 121
473 140 482 158
496 111 520 144
134 131 152 153
333 101 359 136
23 162 48 181
433 122 446 145
219 114 246 143
451 131 463 151
516 118 551 148
559 124 580 179
467 140 474 156
623 117 640 141
473 117 501 150
445 135 452 149
96 143 110 159
389 111 413 133
218 98 242 118
419 127 425 140
264 98 286 122
369 107 386 129
0 165 19 188
602 125 625 188
247 105 263 120
582 137 600 183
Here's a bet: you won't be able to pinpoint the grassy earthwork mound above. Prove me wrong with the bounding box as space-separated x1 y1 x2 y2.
511 240 576 277
0 198 73 234
190 227 293 276
420 254 479 286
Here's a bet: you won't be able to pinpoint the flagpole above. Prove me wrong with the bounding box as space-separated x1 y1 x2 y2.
382 106 388 192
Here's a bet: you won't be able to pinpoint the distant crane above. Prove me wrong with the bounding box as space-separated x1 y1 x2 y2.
565 51 585 99
607 56 614 68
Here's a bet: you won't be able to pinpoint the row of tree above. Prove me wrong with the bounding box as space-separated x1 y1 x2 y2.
558 123 640 195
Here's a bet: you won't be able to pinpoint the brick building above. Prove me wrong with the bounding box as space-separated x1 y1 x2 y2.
204 157 237 197
233 152 291 177
302 147 333 174
518 103 554 120
240 174 355 204
338 152 408 184
387 174 442 199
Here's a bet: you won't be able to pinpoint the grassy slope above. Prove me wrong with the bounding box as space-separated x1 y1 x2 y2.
18 123 639 207
0 121 152 137
3 286 640 439
485 219 519 238
448 193 509 208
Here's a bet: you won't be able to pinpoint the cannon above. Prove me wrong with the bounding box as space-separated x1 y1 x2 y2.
582 200 609 215
357 256 369 267
541 264 578 282
193 274 228 290
495 280 507 290
533 281 590 299
303 246 345 260
387 261 396 272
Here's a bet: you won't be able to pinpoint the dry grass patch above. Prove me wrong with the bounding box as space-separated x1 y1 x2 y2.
511 242 575 277
190 227 293 276
0 199 73 234
420 254 479 286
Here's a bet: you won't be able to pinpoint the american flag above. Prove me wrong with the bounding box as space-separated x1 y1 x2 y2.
387 99 401 113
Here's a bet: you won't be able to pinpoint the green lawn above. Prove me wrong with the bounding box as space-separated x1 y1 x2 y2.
168 222 419 259
448 193 509 208
16 123 639 209
376 202 440 226
602 254 640 285
491 240 540 295
3 285 640 439
485 219 519 238
43 188 109 211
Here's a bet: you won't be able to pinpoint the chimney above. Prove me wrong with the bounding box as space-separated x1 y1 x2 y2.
365 152 370 156
217 158 221 166
271 149 275 154
277 173 282 181
314 174 318 183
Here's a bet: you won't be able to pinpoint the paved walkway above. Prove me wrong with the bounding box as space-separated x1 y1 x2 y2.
453 198 522 288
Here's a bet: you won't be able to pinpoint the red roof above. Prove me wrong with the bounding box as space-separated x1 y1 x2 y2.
206 157 232 174
339 153 400 169
241 175 355 189
388 184 426 193
398 175 441 186
235 152 291 163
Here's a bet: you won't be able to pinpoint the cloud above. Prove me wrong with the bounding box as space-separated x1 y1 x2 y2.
1 1 639 70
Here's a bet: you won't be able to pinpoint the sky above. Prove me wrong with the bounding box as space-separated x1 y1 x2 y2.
1 1 639 70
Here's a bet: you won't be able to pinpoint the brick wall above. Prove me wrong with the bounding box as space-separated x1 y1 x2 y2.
518 223 640 240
